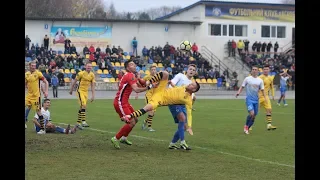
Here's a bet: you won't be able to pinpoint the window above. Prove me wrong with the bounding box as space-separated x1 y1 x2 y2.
209 24 228 36
208 24 247 37
261 25 286 38
277 26 286 38
229 25 234 36
235 25 248 37
210 24 221 36
222 25 227 36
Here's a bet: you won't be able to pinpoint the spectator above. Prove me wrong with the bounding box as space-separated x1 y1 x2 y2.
111 45 118 55
169 45 175 60
237 40 244 56
191 43 198 56
83 45 89 55
261 42 267 56
252 41 257 53
267 41 273 56
244 40 250 55
70 44 77 54
117 46 123 54
51 74 59 98
64 38 71 54
256 41 262 54
274 42 279 55
163 42 170 58
227 40 232 57
105 45 112 55
231 40 236 57
132 37 138 56
25 35 31 50
96 46 101 53
142 46 148 59
43 35 49 50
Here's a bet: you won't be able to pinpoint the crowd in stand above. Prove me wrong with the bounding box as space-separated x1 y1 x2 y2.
226 39 295 90
25 35 230 87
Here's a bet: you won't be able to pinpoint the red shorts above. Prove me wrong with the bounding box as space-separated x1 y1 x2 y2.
113 100 135 118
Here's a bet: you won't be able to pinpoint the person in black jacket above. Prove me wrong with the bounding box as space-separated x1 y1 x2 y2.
261 42 267 56
227 40 232 57
244 40 250 55
266 41 273 56
252 41 257 54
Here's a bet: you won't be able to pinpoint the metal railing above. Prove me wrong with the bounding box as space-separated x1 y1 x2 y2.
200 46 234 80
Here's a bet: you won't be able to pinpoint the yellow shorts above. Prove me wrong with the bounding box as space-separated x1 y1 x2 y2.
259 97 272 110
145 93 156 112
148 79 168 110
25 96 41 110
76 90 88 106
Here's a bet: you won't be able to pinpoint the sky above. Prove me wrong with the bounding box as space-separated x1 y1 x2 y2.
104 0 284 13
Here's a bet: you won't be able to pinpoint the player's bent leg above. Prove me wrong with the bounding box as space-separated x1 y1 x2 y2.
36 108 46 135
146 71 169 86
145 111 155 132
283 94 288 106
120 118 136 146
124 104 153 121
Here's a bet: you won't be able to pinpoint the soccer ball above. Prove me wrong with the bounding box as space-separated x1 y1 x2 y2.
180 40 192 51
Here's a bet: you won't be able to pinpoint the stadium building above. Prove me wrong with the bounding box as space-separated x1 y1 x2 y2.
25 0 295 80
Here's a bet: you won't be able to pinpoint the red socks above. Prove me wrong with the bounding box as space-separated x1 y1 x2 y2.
115 124 133 139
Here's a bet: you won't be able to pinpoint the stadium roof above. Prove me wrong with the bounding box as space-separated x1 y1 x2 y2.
155 0 295 20
25 17 202 25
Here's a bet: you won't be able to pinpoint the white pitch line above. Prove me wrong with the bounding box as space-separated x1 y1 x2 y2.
57 122 294 168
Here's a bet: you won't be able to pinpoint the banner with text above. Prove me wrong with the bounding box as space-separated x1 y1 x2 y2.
50 26 112 48
205 5 295 22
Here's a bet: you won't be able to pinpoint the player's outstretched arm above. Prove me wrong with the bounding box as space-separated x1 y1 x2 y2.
39 74 49 98
236 77 247 98
131 83 149 93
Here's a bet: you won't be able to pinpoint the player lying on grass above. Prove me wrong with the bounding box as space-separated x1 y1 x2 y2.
236 66 267 135
33 99 77 134
25 61 49 134
120 70 200 150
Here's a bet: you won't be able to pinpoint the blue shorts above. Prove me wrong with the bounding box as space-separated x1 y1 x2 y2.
280 88 287 96
168 105 187 124
245 100 259 116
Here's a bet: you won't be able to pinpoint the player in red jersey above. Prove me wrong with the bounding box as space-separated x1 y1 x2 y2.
111 60 150 149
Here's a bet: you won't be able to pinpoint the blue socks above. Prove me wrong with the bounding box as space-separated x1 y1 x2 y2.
283 99 286 104
25 108 31 122
245 115 251 126
171 121 186 143
249 118 255 128
171 130 179 143
55 126 65 133
178 121 185 141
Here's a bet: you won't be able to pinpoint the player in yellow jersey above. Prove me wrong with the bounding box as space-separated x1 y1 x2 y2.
258 65 277 131
69 62 96 129
141 65 157 132
121 71 200 150
25 61 49 134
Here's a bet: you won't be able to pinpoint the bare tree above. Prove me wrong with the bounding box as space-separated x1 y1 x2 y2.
145 6 181 20
282 0 295 4
25 0 179 20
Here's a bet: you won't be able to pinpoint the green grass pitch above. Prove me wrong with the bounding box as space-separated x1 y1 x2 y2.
25 99 295 180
